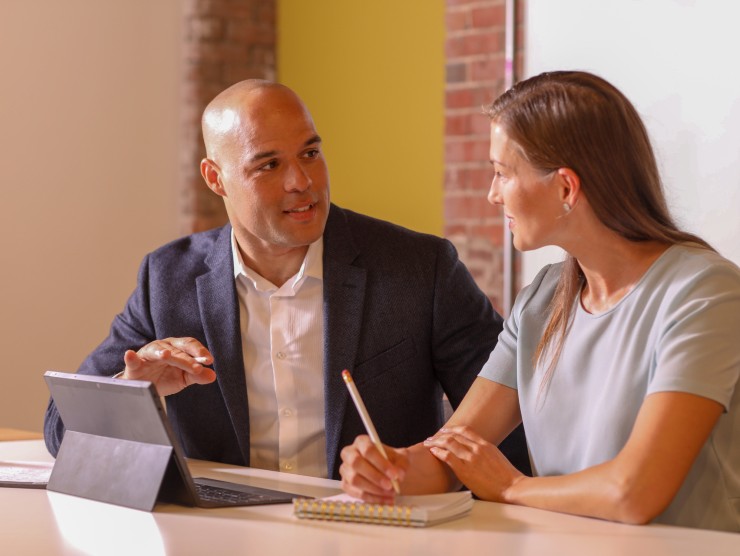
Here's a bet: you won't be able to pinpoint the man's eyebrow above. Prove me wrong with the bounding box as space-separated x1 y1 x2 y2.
305 134 322 147
248 135 323 164
249 150 279 164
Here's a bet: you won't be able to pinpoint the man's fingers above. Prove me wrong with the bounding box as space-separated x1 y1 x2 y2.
122 349 148 378
137 340 211 375
168 337 213 364
119 341 217 396
122 339 217 387
123 349 141 369
184 366 217 386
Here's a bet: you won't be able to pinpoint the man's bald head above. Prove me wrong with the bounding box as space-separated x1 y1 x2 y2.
198 79 330 283
201 80 312 160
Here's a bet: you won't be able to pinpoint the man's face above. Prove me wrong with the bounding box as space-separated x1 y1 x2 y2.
212 88 330 262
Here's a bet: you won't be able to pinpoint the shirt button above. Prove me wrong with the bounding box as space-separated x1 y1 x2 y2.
282 408 293 417
276 351 286 360
282 462 294 471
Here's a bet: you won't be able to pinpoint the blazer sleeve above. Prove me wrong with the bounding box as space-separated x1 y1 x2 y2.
43 254 158 456
431 239 503 408
431 240 530 474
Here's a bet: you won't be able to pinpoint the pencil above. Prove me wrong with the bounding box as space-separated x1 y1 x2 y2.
341 369 401 494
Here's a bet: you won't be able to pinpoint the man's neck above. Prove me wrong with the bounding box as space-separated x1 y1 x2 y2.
243 248 308 288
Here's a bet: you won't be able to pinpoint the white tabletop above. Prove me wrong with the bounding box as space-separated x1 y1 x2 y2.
0 440 737 555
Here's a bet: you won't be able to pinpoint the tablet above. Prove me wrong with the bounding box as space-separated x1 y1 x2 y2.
44 371 301 511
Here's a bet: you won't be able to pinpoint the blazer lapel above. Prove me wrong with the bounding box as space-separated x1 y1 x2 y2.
322 206 366 476
196 225 251 465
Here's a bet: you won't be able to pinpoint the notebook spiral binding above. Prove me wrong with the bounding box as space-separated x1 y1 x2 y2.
293 498 416 527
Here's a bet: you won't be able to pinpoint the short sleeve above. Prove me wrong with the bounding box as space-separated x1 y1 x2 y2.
649 261 740 410
479 309 520 389
478 264 559 390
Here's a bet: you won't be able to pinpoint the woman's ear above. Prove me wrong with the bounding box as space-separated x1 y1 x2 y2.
555 167 581 210
200 158 226 197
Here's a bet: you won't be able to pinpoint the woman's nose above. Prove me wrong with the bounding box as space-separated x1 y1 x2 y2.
487 180 502 206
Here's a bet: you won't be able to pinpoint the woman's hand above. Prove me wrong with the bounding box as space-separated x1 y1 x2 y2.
424 425 525 502
339 435 410 504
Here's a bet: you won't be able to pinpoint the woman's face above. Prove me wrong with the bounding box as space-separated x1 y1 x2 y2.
487 123 565 251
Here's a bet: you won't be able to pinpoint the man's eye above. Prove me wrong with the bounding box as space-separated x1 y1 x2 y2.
304 149 319 159
259 160 279 171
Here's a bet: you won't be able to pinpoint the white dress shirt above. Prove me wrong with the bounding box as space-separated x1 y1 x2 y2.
231 231 327 478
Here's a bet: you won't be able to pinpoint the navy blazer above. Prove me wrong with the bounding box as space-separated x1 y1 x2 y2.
45 204 528 478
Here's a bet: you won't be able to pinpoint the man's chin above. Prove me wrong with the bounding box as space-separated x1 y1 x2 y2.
283 224 326 248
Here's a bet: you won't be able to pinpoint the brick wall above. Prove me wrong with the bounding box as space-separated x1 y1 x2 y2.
180 0 277 233
444 0 525 313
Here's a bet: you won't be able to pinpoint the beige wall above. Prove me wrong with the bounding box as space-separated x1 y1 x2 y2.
0 1 182 431
277 0 445 235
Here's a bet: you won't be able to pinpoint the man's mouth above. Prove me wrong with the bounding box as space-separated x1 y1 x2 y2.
284 203 318 219
286 204 314 214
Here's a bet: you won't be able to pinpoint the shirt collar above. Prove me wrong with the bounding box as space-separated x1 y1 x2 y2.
231 229 323 293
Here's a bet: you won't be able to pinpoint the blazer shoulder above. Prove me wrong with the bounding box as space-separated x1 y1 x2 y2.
334 206 450 255
147 225 228 267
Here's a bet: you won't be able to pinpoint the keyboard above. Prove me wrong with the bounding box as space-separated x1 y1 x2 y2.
192 478 297 506
194 482 281 504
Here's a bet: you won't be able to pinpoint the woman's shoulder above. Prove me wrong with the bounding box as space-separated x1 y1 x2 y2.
639 244 740 320
654 244 740 287
512 262 563 316
668 242 738 266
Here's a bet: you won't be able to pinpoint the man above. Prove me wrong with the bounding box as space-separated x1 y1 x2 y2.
44 80 529 479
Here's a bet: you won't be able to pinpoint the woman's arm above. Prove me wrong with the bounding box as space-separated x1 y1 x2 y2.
428 390 723 524
340 377 522 503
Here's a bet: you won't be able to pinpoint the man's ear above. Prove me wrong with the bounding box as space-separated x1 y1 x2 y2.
556 167 581 209
200 158 226 197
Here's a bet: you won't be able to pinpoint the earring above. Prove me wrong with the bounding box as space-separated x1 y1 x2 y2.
563 202 571 212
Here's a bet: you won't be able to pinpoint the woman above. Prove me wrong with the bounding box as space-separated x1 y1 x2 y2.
339 71 740 532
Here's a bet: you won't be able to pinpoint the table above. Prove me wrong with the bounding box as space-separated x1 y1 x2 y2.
0 440 737 555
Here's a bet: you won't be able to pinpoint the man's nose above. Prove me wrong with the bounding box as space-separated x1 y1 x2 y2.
285 162 312 192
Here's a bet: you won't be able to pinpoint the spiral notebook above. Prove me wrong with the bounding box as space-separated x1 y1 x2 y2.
293 490 473 527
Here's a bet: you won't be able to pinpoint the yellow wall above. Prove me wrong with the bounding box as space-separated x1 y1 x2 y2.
277 0 445 235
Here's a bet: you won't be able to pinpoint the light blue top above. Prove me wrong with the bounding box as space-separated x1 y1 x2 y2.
480 244 740 532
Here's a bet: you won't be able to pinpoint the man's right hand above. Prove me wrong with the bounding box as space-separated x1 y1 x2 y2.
121 337 217 397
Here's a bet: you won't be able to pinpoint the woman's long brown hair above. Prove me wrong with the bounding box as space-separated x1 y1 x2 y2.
486 71 712 394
